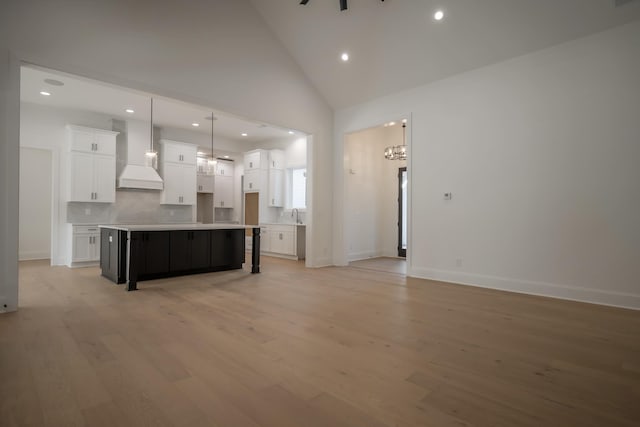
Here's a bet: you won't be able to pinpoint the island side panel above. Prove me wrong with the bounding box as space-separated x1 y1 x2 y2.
251 227 260 274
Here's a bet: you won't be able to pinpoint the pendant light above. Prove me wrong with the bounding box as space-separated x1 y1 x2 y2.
208 113 217 175
384 122 407 161
145 97 158 169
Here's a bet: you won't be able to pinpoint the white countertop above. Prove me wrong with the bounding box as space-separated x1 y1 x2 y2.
99 223 252 232
260 222 306 227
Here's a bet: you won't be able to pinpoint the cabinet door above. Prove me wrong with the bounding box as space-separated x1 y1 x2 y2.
191 231 211 269
170 231 192 272
210 230 232 268
270 230 294 255
69 152 95 202
161 162 183 204
94 155 116 203
214 175 233 208
69 129 96 153
89 233 100 260
243 169 260 192
181 165 197 205
143 232 170 275
268 169 283 207
216 160 234 176
197 174 214 193
244 151 262 170
269 150 285 169
260 227 271 252
73 234 93 262
94 133 117 156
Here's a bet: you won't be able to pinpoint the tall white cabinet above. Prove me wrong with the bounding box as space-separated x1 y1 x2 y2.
66 125 118 203
159 140 197 205
214 159 234 208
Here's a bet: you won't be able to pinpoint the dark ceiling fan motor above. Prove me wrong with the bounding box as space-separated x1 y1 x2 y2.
299 0 384 12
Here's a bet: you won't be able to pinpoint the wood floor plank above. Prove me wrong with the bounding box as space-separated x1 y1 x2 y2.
1 258 638 427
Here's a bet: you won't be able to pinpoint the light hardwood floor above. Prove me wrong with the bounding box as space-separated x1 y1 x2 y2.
2 258 639 426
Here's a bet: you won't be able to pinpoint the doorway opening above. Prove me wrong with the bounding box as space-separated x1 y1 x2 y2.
343 119 409 275
398 166 407 258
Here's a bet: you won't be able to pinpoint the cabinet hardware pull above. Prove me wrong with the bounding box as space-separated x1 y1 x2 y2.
279 233 283 240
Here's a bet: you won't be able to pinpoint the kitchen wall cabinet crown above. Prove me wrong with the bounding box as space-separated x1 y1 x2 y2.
66 125 118 203
159 140 197 205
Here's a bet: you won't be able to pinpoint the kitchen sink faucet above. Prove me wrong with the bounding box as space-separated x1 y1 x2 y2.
292 208 300 224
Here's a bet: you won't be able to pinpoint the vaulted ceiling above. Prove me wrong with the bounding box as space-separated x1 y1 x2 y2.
251 0 640 109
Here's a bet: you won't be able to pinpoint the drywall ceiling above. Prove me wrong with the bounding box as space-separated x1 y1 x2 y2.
20 66 301 145
251 0 640 109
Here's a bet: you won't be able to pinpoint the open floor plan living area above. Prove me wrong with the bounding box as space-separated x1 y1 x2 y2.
1 1 639 426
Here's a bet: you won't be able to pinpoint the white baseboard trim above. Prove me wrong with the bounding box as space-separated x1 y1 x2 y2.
19 251 50 261
309 257 332 268
347 250 383 262
409 267 640 311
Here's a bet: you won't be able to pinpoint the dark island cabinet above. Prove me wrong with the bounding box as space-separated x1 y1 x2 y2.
170 231 211 272
131 231 171 279
211 229 245 269
100 228 127 283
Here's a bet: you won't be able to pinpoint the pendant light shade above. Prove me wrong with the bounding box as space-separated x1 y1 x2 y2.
384 122 407 160
145 97 158 169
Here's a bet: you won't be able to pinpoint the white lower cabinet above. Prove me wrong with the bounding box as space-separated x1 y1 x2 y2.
68 225 100 267
259 224 305 260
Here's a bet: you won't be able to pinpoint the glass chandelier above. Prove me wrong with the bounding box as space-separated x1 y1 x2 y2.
384 122 407 160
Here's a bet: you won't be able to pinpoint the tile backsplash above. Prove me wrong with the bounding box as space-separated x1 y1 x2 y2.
67 189 193 225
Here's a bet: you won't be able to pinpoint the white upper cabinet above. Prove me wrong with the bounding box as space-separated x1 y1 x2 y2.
197 174 215 193
67 125 118 203
214 175 233 208
161 139 197 165
268 150 285 170
268 169 284 207
215 159 234 176
243 169 260 192
244 149 268 171
159 140 197 205
68 125 117 156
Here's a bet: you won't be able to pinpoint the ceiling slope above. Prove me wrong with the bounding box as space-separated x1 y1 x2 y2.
251 0 640 109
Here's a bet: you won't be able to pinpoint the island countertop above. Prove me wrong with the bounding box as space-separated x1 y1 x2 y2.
99 223 253 232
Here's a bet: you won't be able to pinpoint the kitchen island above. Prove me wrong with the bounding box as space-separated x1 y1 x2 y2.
99 224 260 291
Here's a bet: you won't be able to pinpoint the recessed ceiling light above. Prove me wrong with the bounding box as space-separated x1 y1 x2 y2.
224 155 230 159
44 78 64 86
192 123 200 127
40 91 51 96
402 119 407 123
288 131 295 135
125 108 135 114
434 10 444 21
389 121 396 126
241 133 248 137
341 52 349 62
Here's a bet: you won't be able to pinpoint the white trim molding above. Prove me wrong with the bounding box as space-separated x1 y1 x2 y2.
409 267 640 311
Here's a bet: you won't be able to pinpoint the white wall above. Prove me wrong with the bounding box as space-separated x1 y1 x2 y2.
345 125 405 261
1 0 334 312
19 147 52 260
335 21 640 309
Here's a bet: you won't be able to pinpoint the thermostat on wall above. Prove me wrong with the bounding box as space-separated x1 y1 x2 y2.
444 193 452 200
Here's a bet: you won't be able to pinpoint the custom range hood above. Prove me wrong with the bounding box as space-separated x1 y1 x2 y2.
113 119 164 190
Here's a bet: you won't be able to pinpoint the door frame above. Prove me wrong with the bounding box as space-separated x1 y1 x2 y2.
398 166 407 258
